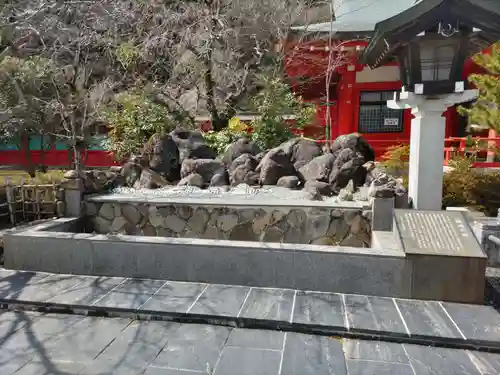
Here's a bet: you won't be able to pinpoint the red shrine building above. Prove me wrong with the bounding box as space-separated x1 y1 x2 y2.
284 0 492 158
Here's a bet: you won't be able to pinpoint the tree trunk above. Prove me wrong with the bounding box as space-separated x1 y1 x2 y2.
70 113 82 175
22 133 36 178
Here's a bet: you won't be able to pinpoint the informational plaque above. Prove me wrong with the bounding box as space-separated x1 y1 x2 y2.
393 210 485 257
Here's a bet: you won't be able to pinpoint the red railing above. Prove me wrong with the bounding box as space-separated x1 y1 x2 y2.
444 136 500 168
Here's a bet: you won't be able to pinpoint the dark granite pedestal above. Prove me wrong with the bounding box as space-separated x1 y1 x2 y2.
393 210 487 304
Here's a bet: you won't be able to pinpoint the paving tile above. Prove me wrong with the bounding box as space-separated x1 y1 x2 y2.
344 295 407 334
213 346 281 375
14 360 86 375
467 351 500 375
343 339 409 364
6 274 87 302
44 316 131 363
226 328 284 351
280 332 347 375
404 344 482 375
139 281 206 313
0 313 84 374
346 359 414 375
292 291 345 328
116 320 182 346
96 321 179 370
441 302 500 342
92 278 166 310
238 288 295 321
0 271 51 298
80 360 149 375
0 268 16 279
0 310 42 341
152 323 231 373
48 276 126 305
189 284 250 316
144 367 205 375
395 300 462 338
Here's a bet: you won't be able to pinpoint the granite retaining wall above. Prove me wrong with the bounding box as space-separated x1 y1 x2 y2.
83 200 372 247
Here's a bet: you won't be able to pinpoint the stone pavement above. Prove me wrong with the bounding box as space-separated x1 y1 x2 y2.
1 310 500 375
1 269 500 352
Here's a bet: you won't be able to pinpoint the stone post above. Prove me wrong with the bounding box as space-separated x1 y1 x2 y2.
371 197 395 232
61 170 84 217
471 218 500 267
387 89 478 210
5 184 16 225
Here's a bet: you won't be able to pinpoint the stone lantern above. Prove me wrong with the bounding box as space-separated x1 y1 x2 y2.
361 0 500 210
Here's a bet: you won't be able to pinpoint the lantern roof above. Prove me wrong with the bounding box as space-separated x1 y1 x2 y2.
291 0 417 37
361 0 500 68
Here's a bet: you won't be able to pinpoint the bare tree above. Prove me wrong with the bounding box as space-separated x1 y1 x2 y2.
0 0 318 172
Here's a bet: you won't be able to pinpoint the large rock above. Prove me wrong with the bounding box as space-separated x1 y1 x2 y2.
277 138 322 170
298 153 335 182
331 133 375 163
366 165 407 198
210 171 230 187
229 153 258 173
121 161 143 187
229 154 259 186
133 168 170 189
329 148 366 193
181 158 226 184
256 148 295 185
304 180 333 196
178 173 204 188
170 128 216 161
142 133 181 182
277 175 300 189
222 137 261 166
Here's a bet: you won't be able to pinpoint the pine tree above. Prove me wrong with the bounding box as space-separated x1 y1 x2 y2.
459 43 500 131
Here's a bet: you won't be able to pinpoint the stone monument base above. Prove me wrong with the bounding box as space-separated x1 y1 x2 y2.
393 209 487 304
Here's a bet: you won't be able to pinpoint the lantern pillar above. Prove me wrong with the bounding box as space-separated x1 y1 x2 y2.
388 89 478 210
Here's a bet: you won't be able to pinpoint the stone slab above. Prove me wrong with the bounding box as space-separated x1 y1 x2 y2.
7 274 87 302
92 278 165 310
44 316 131 363
292 291 346 328
48 276 126 305
343 295 408 335
117 320 182 345
441 302 500 342
225 328 285 351
394 210 485 258
87 189 369 209
80 360 150 375
0 313 85 374
280 332 347 375
395 300 462 339
408 253 486 303
343 339 409 363
292 249 411 298
139 281 206 313
189 284 250 316
0 271 51 299
213 346 282 375
151 324 231 373
145 368 207 375
3 232 94 274
13 361 86 375
238 288 295 322
346 360 414 375
404 344 482 375
467 351 500 375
